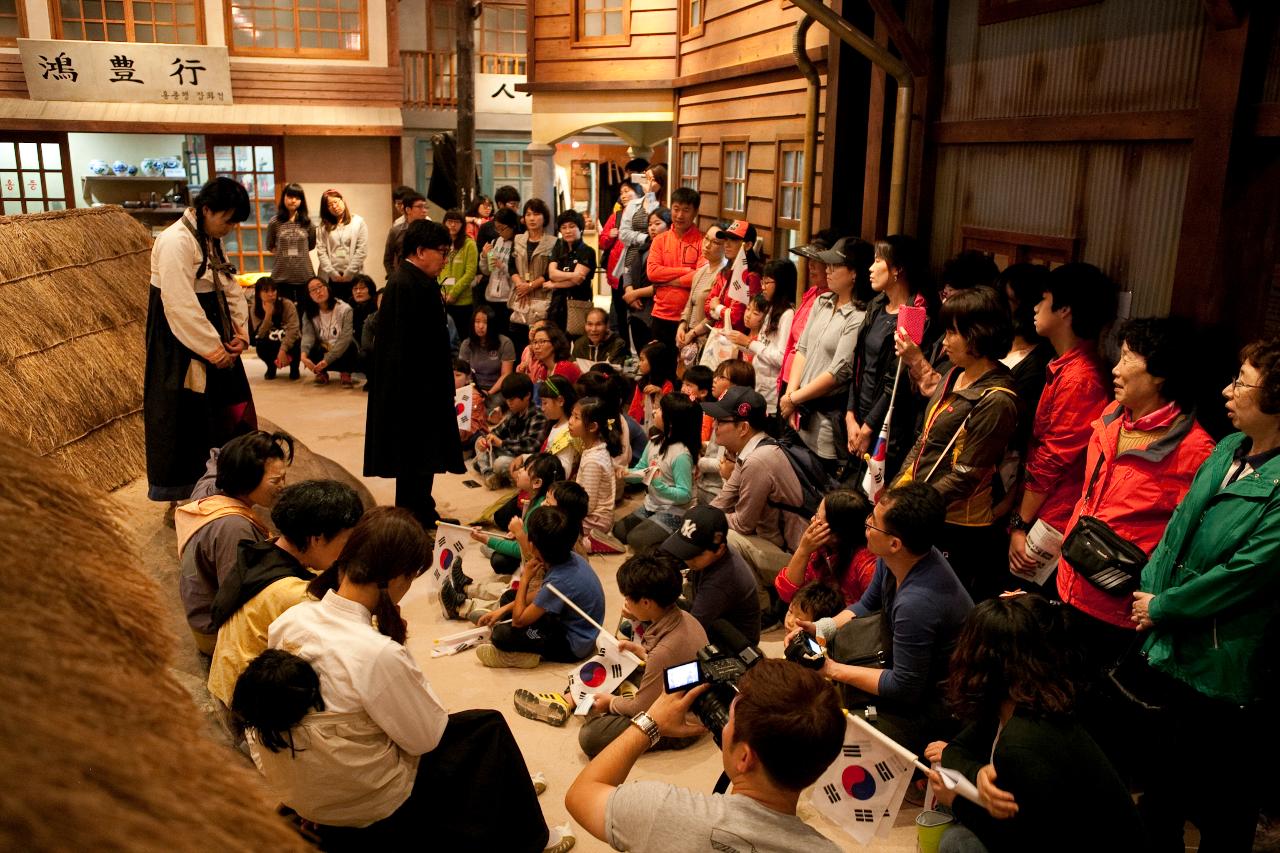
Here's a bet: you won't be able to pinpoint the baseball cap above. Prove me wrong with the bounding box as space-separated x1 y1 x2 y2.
815 236 865 267
701 385 766 422
789 235 832 261
660 505 729 560
710 220 757 245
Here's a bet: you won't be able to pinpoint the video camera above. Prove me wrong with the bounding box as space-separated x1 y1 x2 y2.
662 621 762 746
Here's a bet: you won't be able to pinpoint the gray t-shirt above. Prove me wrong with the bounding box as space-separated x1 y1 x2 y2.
606 781 839 853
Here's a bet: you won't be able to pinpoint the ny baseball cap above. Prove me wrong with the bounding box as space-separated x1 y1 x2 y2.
700 385 766 423
661 505 730 560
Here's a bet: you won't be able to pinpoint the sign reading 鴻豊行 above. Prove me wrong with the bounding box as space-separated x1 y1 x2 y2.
18 39 233 105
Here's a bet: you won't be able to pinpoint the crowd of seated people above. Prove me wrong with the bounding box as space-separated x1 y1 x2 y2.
212 169 1279 852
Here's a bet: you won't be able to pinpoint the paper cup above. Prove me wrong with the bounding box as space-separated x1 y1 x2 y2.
915 810 954 853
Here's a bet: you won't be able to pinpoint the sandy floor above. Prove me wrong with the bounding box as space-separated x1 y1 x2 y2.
122 359 932 852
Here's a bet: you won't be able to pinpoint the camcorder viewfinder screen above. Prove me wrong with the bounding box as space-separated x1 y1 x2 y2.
664 661 702 693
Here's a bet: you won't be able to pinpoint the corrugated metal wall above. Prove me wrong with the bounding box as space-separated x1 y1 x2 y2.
930 143 1189 316
942 0 1205 120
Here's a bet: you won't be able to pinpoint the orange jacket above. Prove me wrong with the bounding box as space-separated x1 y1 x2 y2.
646 225 704 321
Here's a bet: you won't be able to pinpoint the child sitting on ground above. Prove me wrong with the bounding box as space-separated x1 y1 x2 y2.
612 393 701 553
454 357 488 454
512 551 709 742
474 373 547 489
783 581 845 635
476 505 605 669
568 396 626 554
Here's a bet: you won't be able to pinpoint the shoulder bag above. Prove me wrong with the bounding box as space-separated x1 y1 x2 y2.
1061 453 1148 595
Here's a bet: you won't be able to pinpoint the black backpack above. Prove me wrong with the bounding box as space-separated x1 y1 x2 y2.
758 429 839 520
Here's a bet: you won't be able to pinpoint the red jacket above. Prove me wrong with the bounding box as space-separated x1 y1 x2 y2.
646 225 704 321
704 267 761 333
1023 343 1110 532
1057 402 1215 627
598 210 624 290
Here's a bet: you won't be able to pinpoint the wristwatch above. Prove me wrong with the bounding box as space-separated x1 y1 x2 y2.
630 712 661 748
1007 513 1030 534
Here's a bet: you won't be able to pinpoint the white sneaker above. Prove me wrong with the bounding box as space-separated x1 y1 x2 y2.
543 823 576 853
531 771 547 796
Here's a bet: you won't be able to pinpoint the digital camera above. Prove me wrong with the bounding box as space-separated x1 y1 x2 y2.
663 638 762 746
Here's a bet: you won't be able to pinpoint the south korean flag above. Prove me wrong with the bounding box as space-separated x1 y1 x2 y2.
725 248 751 306
428 522 470 593
809 712 913 846
563 631 642 710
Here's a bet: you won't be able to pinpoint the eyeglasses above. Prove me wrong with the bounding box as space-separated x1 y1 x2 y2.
1229 376 1262 392
307 286 327 294
531 338 551 346
864 518 894 537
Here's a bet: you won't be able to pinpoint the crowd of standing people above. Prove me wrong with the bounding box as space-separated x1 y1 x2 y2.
142 164 1277 853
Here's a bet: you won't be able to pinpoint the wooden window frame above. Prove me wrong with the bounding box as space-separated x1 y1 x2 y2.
571 0 630 48
773 138 804 257
1 0 28 46
960 225 1080 269
0 131 73 215
479 1 526 59
679 0 703 40
677 140 700 191
720 137 747 219
206 136 285 275
977 0 1101 26
223 0 368 60
49 0 205 43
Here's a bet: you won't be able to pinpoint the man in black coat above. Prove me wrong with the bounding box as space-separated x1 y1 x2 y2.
364 220 465 528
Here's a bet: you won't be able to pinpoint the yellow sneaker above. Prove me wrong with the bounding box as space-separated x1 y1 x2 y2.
476 643 541 669
514 688 572 727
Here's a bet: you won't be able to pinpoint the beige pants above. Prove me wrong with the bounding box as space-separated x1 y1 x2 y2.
727 529 790 610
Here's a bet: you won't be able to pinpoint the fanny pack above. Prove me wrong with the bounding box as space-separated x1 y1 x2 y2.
1061 454 1146 595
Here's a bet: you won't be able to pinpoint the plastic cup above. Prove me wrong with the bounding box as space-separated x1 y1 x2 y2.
915 809 954 853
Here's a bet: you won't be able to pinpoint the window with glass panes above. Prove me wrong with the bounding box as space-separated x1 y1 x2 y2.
54 0 201 43
480 3 526 72
775 142 803 255
1 0 25 44
679 144 699 191
487 146 533 201
721 144 746 216
208 139 281 274
0 136 71 215
681 0 702 38
227 0 365 57
574 0 627 43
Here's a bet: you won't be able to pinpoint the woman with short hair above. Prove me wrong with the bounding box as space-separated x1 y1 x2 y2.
300 277 358 387
893 286 1019 597
509 198 554 355
249 277 300 381
546 208 596 336
316 189 368 306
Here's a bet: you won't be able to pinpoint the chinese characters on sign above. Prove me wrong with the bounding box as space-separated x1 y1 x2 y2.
19 40 233 105
474 73 531 116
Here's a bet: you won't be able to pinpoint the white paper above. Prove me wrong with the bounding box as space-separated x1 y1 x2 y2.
1010 518 1063 586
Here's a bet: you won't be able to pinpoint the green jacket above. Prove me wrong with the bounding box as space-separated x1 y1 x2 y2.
1141 431 1280 704
487 494 544 560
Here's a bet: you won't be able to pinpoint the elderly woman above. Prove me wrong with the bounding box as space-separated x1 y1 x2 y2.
545 208 596 336
893 287 1019 598
1056 318 1214 670
1130 338 1280 852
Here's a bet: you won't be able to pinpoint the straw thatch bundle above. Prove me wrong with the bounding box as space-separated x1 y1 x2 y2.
0 431 309 852
0 207 151 491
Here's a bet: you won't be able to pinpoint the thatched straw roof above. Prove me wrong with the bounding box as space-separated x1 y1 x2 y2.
0 432 309 851
0 206 151 491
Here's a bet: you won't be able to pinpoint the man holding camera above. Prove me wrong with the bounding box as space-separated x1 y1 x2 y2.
565 659 844 853
794 481 973 754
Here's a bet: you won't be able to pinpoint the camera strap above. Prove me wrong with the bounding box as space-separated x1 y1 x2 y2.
713 771 731 795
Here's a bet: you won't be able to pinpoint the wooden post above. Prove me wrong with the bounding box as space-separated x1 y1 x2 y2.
455 0 477 209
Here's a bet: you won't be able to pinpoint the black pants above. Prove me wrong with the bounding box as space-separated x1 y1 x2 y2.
650 316 679 350
1062 604 1140 782
490 550 521 576
316 710 548 853
509 322 530 359
255 338 301 378
610 288 632 354
307 343 360 375
491 611 579 663
1137 684 1267 852
938 523 1003 601
395 472 437 529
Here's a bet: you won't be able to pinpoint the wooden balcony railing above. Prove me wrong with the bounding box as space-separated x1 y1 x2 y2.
402 51 527 110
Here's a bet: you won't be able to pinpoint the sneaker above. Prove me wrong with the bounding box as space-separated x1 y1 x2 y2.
514 688 571 727
543 823 575 853
315 371 329 385
616 680 638 699
450 555 472 592
530 771 547 796
264 365 277 380
340 372 353 388
440 579 467 620
466 603 494 625
476 644 541 669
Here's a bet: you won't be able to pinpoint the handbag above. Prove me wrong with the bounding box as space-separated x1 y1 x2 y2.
566 298 593 336
1061 455 1148 595
828 611 888 708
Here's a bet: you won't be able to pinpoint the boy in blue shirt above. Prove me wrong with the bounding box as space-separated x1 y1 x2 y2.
478 504 605 669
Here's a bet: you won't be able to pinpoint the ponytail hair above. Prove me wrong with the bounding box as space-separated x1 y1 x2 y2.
231 649 325 756
524 451 566 500
576 396 623 458
306 507 430 645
